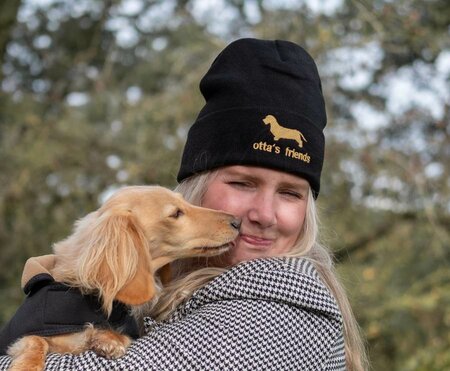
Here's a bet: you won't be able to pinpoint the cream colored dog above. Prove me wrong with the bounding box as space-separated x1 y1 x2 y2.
263 114 307 148
6 186 240 371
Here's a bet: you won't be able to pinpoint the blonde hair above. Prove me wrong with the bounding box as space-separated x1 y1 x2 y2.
152 170 368 371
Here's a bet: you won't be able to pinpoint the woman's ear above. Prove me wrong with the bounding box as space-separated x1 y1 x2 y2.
76 212 156 314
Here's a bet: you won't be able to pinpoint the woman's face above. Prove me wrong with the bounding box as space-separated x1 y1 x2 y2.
201 166 309 266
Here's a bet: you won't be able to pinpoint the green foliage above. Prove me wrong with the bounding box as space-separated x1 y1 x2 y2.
0 0 448 369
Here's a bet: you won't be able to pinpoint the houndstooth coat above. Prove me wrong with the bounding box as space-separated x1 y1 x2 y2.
0 257 346 370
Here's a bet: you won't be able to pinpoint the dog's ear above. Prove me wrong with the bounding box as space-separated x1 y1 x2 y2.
77 212 156 314
114 216 157 306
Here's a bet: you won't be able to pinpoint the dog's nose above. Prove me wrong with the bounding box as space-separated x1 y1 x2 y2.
230 218 241 230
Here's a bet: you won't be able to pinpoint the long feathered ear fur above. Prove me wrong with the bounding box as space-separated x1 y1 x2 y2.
53 211 156 316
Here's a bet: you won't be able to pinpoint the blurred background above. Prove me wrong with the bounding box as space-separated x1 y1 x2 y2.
0 0 448 369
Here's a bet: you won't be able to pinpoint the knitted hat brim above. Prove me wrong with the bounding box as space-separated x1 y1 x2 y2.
177 107 324 195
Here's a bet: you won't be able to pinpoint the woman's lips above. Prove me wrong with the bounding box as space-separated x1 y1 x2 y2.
239 234 274 249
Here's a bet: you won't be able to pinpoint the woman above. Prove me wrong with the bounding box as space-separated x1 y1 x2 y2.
0 38 367 370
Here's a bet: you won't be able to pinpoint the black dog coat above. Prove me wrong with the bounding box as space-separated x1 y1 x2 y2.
0 273 139 355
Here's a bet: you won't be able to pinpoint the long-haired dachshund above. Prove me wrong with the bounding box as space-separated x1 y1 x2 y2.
2 186 240 371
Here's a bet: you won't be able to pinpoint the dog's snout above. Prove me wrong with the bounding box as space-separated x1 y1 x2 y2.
230 218 241 231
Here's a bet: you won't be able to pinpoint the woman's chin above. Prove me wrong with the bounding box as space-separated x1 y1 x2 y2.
226 247 270 265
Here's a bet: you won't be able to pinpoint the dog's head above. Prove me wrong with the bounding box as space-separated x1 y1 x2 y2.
53 186 239 315
263 114 276 125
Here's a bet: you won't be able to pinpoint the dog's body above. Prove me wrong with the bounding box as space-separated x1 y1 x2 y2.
263 114 307 148
0 257 139 357
3 186 239 371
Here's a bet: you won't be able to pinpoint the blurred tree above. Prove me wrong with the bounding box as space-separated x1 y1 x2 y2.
0 0 21 78
0 0 448 369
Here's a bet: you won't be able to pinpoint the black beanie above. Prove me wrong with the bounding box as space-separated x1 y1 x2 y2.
177 38 327 197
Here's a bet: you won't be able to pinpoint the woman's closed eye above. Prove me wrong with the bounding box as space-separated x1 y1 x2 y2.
279 189 304 200
227 181 252 188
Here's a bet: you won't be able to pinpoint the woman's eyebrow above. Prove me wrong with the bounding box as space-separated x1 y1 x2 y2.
222 169 258 181
279 181 309 192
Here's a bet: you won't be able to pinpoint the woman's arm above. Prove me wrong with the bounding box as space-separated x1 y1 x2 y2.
0 298 342 370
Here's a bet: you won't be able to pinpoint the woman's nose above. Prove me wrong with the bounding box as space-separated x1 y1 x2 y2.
247 192 276 228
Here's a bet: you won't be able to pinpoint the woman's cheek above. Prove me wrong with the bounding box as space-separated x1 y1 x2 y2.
279 203 306 237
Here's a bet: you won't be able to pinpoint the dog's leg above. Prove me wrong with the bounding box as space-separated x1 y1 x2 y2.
44 325 131 359
271 130 280 141
84 325 132 359
7 335 49 371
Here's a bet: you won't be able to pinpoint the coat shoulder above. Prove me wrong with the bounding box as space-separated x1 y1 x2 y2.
169 257 342 328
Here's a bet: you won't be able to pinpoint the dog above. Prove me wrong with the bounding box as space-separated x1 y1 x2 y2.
263 114 307 148
2 186 240 371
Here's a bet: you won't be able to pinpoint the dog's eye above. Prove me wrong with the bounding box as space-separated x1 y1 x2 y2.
170 209 184 219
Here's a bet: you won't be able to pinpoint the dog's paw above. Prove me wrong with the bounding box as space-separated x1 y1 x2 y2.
88 329 132 359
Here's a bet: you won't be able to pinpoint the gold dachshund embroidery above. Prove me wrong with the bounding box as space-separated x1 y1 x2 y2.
263 114 307 148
